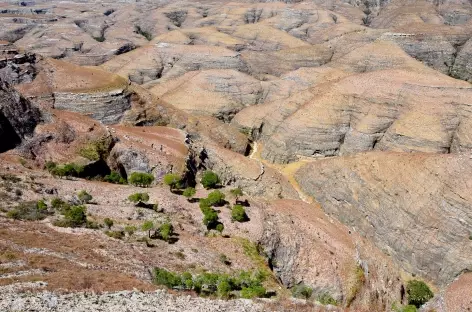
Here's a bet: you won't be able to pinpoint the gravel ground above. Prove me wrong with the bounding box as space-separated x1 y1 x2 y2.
0 283 265 312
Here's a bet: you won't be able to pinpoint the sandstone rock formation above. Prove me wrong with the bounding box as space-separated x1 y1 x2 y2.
258 199 404 310
1 0 472 310
294 152 472 286
233 67 472 163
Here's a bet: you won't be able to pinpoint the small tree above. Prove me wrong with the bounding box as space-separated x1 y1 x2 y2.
201 170 219 189
51 197 65 209
104 171 127 184
230 188 243 203
37 200 47 211
217 278 232 298
129 172 154 187
125 225 137 236
215 223 224 233
158 222 174 242
128 192 150 203
241 285 266 299
104 218 114 229
201 206 219 229
163 173 181 191
406 280 433 308
45 161 57 172
142 220 155 238
207 190 225 206
182 187 196 201
64 205 87 227
77 190 92 204
231 205 248 222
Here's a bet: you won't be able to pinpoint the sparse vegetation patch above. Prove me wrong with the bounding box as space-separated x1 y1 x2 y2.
153 267 269 299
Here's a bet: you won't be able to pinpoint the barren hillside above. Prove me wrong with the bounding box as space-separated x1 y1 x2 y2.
0 0 471 311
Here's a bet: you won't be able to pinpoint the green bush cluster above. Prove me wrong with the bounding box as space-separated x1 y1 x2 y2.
129 172 154 187
201 170 219 189
79 136 113 161
182 187 196 201
230 188 243 200
141 220 154 237
231 205 248 222
291 284 313 300
199 200 220 230
54 205 87 228
406 280 433 308
46 162 85 178
105 230 125 239
153 267 268 299
163 173 182 191
206 190 225 206
156 222 174 242
104 218 114 229
124 225 137 236
104 171 127 184
7 200 52 221
128 192 150 203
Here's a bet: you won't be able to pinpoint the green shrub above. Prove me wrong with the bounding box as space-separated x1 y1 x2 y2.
142 220 154 231
158 222 174 242
241 285 267 299
292 284 313 300
182 187 196 201
79 136 113 161
37 200 47 211
163 173 181 190
44 161 57 172
181 272 194 290
215 223 224 233
125 225 137 236
402 305 418 312
142 220 154 237
406 280 433 308
51 197 66 209
105 230 125 239
63 205 87 227
85 220 100 229
104 171 127 184
201 170 219 189
128 192 150 203
201 206 219 229
152 267 267 299
103 218 114 229
219 254 231 265
129 172 154 187
217 278 232 298
77 190 92 204
49 163 84 178
317 293 338 306
231 205 248 222
230 187 243 201
207 190 225 206
199 198 211 209
7 201 52 221
154 267 181 288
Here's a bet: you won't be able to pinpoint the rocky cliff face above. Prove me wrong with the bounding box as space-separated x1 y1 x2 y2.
258 199 405 310
0 80 40 152
53 89 131 124
295 152 472 286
